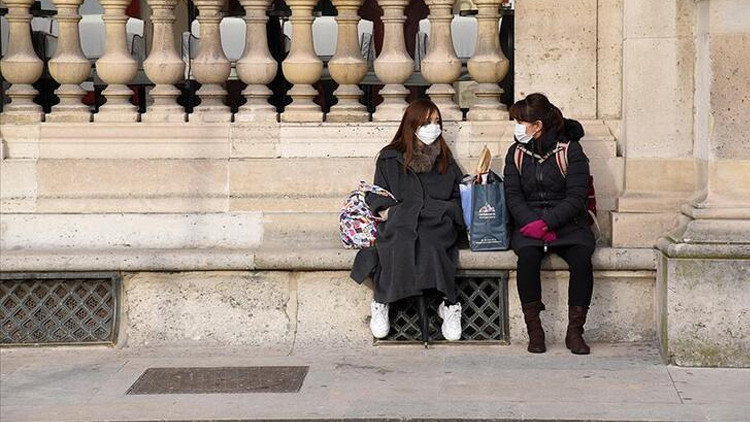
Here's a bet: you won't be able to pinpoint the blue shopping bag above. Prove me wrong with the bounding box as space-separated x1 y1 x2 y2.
468 171 509 251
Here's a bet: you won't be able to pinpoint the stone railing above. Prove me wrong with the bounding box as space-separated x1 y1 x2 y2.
0 0 510 123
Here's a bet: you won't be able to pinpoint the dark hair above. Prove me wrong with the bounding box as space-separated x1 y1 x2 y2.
509 93 565 135
384 99 453 174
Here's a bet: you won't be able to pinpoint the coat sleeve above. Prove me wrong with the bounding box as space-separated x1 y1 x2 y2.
542 141 590 230
365 157 399 214
451 161 466 229
503 145 540 227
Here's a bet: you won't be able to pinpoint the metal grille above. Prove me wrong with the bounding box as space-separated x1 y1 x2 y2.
381 271 509 343
1 273 119 345
127 366 309 395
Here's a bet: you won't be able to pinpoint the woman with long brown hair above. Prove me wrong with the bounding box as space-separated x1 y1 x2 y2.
351 99 466 341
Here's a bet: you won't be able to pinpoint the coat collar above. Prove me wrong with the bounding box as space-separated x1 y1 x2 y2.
379 147 455 166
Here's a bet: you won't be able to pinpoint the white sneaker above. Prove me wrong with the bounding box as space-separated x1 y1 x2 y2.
370 300 390 339
438 301 462 341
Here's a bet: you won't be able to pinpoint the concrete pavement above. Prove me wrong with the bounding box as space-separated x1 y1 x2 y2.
1 342 749 421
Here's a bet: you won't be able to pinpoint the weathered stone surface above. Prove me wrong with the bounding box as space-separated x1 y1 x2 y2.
623 0 695 39
294 271 373 349
38 123 230 159
0 159 36 202
658 258 750 367
515 0 597 118
0 212 262 250
611 212 680 248
0 123 40 159
622 38 695 158
597 0 623 119
508 271 656 345
36 159 228 203
708 34 750 160
121 271 293 347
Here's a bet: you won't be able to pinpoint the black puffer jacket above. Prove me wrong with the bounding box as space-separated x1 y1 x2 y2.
503 119 595 251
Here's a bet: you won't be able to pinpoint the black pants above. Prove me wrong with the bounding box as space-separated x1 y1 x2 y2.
515 244 595 307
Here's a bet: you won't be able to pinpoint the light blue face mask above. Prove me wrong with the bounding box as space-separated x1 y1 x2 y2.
514 123 533 144
416 123 442 145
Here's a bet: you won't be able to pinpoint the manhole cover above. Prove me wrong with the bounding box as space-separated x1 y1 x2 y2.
126 366 309 395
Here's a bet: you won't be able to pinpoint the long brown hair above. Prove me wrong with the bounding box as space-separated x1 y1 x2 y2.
384 99 453 174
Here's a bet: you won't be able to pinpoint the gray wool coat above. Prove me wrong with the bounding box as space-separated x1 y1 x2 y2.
350 148 466 304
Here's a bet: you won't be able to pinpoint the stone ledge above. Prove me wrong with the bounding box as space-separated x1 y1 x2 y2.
0 246 657 272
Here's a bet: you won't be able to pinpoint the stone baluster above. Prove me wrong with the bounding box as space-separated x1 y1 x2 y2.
326 0 368 122
142 0 186 122
190 0 232 122
235 0 278 122
0 0 44 123
95 0 138 122
467 0 508 121
372 0 413 122
280 0 323 122
47 0 91 122
421 0 462 121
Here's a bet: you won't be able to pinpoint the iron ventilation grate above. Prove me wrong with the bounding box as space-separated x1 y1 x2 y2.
127 366 309 395
1 272 119 345
380 271 509 343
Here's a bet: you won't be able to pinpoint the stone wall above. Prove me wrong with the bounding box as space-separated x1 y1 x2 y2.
118 270 655 349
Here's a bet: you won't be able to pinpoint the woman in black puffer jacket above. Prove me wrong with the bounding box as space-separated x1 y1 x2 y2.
503 93 596 355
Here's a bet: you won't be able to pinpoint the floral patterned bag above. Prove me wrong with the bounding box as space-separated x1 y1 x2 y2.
339 181 395 249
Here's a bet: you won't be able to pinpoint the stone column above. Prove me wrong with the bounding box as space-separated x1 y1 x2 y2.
0 0 44 123
656 0 750 368
326 0 368 122
611 0 697 247
466 0 508 121
234 0 278 122
280 0 323 122
190 0 232 122
420 0 462 121
142 0 186 122
47 0 91 122
95 0 139 122
372 0 413 122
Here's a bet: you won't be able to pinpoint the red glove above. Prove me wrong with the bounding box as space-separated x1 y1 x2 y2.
542 231 557 243
520 219 549 239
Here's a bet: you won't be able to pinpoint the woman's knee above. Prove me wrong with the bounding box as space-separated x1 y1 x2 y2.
516 246 544 266
563 245 595 272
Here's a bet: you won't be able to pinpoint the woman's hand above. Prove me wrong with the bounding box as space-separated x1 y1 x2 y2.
379 208 390 221
520 219 549 239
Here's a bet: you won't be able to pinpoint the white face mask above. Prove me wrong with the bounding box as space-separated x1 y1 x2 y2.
514 123 534 144
416 123 442 145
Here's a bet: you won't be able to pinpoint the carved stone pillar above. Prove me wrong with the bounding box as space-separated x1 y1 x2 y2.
190 0 232 122
280 0 323 122
421 0 462 121
467 0 508 121
0 0 44 123
235 0 278 122
326 0 368 122
48 0 91 122
95 0 138 122
372 0 413 122
142 0 186 122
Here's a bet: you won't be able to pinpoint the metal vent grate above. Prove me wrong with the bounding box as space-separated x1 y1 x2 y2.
1 272 119 345
381 271 509 343
127 366 309 395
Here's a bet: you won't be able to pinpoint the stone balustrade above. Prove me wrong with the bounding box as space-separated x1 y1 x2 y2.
0 0 510 123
